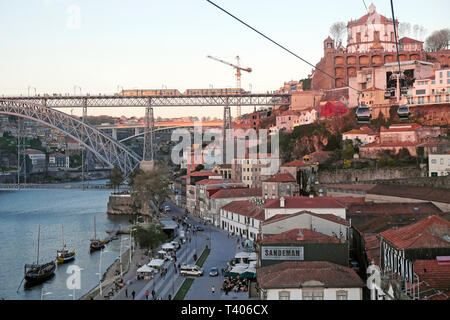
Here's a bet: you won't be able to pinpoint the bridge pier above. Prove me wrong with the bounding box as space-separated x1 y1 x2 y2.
143 98 155 162
112 128 118 140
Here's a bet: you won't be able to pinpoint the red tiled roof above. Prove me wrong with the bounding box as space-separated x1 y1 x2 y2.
414 258 450 290
364 235 381 266
361 141 418 148
196 178 241 186
380 216 450 249
257 261 364 289
261 228 340 244
400 37 424 44
281 159 309 167
416 141 448 147
368 184 450 204
348 202 443 216
321 196 366 206
189 171 221 177
380 123 421 132
326 184 376 191
263 173 296 183
261 210 350 227
264 196 347 209
344 129 365 135
25 149 45 155
279 110 301 117
210 188 261 199
49 152 66 157
352 12 390 24
221 200 265 221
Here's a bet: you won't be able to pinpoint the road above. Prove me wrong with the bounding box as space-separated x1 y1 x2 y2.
106 198 249 300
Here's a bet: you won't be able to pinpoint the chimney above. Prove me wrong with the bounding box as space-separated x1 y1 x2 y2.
280 196 285 208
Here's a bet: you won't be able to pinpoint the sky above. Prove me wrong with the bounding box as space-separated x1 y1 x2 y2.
0 0 449 119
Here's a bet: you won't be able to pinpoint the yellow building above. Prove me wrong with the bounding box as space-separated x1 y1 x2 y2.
360 86 390 107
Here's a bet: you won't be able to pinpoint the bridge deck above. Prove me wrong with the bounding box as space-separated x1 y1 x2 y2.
3 93 291 108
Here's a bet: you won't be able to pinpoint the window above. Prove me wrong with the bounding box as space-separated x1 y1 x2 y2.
416 89 426 95
336 290 348 300
447 71 450 77
279 291 290 300
303 290 324 300
431 159 437 164
440 72 443 78
440 158 444 165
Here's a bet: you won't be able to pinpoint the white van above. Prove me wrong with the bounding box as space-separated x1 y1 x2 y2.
180 264 203 276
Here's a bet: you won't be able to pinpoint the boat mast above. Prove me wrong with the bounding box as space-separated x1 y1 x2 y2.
94 216 97 240
36 225 40 265
61 224 64 249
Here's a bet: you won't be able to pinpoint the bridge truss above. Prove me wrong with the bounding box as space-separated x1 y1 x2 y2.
3 93 290 169
0 99 142 176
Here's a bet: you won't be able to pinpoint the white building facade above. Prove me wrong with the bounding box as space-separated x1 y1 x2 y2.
428 153 450 177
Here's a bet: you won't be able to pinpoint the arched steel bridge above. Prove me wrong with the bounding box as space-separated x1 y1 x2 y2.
2 93 290 175
0 99 142 175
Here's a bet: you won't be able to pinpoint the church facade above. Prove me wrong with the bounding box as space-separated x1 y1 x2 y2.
311 4 450 92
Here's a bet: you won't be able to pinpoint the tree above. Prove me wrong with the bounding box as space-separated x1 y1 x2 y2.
425 29 450 52
342 144 355 160
399 22 411 38
132 224 168 250
129 166 170 216
329 22 346 48
194 164 204 172
413 24 427 41
109 166 125 193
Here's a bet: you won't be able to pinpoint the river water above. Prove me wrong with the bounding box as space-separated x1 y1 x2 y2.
0 180 131 300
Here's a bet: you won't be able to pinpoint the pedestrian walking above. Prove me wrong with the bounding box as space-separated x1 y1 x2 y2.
145 290 149 300
152 289 155 299
211 286 215 295
125 287 128 298
168 294 172 300
131 290 136 300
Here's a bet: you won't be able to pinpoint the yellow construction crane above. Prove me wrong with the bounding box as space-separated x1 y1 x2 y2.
207 55 252 118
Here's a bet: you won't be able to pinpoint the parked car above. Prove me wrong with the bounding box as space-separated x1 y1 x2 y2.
196 226 204 232
180 264 203 276
209 267 219 277
164 206 171 213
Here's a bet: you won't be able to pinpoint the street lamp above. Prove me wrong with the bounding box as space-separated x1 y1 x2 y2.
97 249 111 297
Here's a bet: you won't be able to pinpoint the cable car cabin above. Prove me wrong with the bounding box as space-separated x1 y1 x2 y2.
355 105 372 123
401 87 408 95
397 105 410 120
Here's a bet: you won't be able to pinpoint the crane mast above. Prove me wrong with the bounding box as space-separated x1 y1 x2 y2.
207 55 252 118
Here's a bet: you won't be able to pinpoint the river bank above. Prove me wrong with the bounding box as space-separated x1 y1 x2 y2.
80 246 133 300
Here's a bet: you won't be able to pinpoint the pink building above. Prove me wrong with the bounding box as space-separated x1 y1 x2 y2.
380 123 421 144
407 69 450 105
